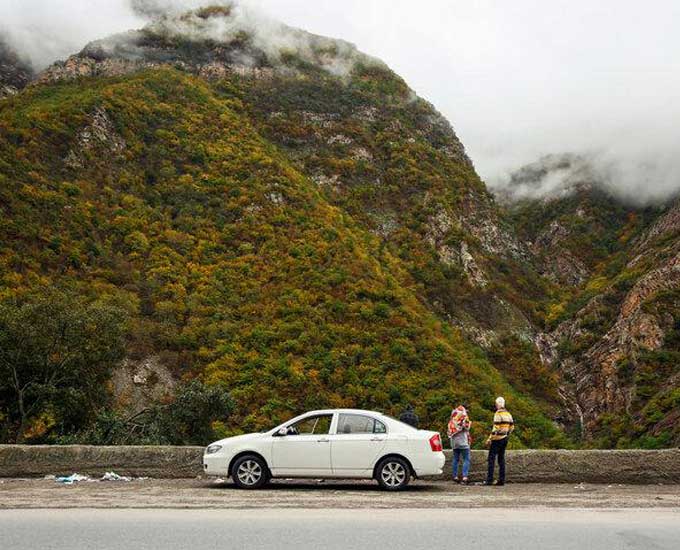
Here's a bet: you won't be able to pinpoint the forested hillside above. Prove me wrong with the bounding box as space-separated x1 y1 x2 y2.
0 63 564 446
0 5 677 448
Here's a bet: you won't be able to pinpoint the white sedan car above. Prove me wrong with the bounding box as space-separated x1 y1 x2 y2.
203 409 445 490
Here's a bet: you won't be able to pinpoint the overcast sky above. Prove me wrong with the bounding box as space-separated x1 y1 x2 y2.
2 0 679 202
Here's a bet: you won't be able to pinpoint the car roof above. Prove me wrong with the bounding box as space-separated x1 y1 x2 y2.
274 409 421 433
303 409 386 416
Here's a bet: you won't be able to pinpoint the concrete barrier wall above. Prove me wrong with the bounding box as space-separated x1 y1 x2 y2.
1 445 679 483
448 449 680 484
0 445 204 479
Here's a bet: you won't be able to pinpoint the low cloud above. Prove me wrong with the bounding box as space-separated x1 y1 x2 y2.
1 1 367 77
139 2 367 77
492 147 680 207
0 1 247 69
0 1 139 69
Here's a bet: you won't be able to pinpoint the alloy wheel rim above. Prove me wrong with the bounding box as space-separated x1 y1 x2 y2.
237 460 262 485
381 462 406 487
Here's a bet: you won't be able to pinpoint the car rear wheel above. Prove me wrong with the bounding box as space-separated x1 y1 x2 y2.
232 455 269 490
376 457 410 491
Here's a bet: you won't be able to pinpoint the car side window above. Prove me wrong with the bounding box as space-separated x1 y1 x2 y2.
287 415 332 435
336 414 386 435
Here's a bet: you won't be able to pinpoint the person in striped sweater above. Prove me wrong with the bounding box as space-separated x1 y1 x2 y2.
484 396 514 486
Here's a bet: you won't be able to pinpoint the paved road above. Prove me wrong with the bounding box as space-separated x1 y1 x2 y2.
1 509 679 550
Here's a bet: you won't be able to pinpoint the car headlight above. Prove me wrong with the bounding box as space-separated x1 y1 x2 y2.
205 444 222 455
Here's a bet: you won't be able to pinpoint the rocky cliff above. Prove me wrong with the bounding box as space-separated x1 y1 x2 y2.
548 200 680 447
504 155 680 446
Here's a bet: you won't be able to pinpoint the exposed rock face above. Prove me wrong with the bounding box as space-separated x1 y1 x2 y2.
37 48 278 86
459 190 529 260
541 199 680 442
111 357 176 416
630 198 680 261
499 153 680 444
459 241 488 287
64 107 127 169
531 221 589 285
0 38 33 98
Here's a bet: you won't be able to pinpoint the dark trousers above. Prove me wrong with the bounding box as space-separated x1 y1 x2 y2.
487 438 508 483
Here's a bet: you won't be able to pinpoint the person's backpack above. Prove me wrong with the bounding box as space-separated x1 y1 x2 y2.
447 407 471 438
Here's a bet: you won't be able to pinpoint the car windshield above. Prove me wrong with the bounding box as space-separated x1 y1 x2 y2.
263 414 317 433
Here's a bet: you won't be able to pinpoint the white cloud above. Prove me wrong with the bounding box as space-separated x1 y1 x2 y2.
0 0 142 68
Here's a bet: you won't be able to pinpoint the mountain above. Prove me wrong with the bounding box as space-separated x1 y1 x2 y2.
503 155 680 447
2 5 677 449
0 38 33 99
0 6 564 445
38 6 549 347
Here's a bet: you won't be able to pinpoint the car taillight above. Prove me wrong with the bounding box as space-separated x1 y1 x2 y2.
429 433 443 452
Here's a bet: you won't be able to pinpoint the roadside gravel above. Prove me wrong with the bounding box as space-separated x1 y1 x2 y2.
1 478 678 509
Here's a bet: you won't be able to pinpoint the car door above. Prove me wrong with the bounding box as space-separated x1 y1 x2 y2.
270 414 334 477
329 413 387 477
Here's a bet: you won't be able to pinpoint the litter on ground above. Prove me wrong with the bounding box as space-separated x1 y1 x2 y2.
101 472 132 482
53 471 146 483
55 473 90 484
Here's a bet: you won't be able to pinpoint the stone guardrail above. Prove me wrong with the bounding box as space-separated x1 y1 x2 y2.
1 445 679 483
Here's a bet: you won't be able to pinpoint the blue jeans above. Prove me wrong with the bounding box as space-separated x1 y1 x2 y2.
452 448 471 478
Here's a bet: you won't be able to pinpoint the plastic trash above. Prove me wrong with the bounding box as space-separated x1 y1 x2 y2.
101 471 132 482
55 473 90 484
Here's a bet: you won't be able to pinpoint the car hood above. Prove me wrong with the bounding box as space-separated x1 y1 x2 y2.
210 432 267 447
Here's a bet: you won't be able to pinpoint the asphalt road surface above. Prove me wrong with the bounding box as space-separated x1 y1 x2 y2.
2 508 679 550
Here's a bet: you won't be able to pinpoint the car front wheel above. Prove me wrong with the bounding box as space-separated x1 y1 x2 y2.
232 455 269 490
376 457 411 491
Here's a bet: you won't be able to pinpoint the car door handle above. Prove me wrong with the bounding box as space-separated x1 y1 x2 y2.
371 437 385 442
317 438 330 443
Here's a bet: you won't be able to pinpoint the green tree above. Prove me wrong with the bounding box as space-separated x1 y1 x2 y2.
0 289 127 442
161 380 234 445
66 380 234 446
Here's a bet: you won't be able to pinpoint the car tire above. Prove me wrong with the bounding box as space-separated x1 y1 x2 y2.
232 455 269 490
376 457 411 491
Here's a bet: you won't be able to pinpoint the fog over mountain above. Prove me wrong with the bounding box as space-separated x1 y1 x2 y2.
1 0 679 204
